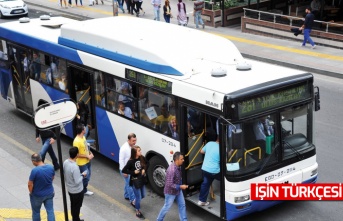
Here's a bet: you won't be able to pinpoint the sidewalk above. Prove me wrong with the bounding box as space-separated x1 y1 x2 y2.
0 132 106 221
24 0 343 78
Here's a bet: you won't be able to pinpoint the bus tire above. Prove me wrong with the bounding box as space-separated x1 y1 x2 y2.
147 156 168 197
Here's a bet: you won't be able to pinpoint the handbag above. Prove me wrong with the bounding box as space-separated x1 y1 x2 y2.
131 175 144 189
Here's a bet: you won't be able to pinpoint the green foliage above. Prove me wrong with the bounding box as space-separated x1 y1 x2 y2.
224 0 238 8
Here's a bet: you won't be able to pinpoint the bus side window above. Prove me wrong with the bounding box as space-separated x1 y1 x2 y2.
94 71 105 107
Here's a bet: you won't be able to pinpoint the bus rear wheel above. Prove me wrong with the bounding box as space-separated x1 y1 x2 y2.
147 156 168 197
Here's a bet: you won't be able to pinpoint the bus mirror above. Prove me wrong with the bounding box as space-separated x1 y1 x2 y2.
232 129 243 149
314 86 320 111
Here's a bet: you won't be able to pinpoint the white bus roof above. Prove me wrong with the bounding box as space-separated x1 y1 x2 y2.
0 16 307 109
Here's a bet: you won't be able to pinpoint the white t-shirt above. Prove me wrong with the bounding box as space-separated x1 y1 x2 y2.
119 141 131 170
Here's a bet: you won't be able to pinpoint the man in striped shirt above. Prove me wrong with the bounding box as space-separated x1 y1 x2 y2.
157 152 188 221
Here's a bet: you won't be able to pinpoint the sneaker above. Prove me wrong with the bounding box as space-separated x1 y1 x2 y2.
197 200 210 206
301 44 305 47
202 23 205 29
85 191 94 196
136 212 145 220
312 45 316 49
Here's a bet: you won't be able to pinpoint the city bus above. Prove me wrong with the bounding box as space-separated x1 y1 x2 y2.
0 16 320 220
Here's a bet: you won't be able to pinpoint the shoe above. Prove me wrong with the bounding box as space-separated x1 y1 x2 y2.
85 191 94 196
125 197 129 200
202 23 205 29
312 45 316 49
122 9 125 13
197 200 210 206
130 201 136 208
101 0 104 4
54 166 60 171
89 4 92 6
136 212 145 220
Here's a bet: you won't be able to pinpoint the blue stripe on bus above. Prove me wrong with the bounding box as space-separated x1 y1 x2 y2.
0 27 82 64
226 176 318 220
58 37 183 76
96 107 120 162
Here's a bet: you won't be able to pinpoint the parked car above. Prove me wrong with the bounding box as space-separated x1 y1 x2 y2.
0 0 28 19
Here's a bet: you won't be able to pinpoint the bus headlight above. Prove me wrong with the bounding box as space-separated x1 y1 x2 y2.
311 168 317 176
234 195 250 203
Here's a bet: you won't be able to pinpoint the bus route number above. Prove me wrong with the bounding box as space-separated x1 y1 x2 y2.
162 138 176 147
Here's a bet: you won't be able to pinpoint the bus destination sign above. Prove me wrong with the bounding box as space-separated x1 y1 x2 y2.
237 84 311 118
125 68 172 93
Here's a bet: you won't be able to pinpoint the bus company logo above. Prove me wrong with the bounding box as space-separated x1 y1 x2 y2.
251 183 343 201
205 100 219 108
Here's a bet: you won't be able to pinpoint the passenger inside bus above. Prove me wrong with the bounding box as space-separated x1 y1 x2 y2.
118 83 133 109
153 104 174 132
187 108 203 137
163 116 179 140
117 101 134 119
58 74 67 91
252 116 274 149
107 89 116 111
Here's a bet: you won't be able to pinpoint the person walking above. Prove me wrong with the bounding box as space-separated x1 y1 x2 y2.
73 124 94 196
177 0 187 26
151 0 162 21
156 152 188 221
163 0 172 23
119 133 137 205
28 153 55 221
63 147 87 221
198 133 220 206
299 6 316 49
122 146 148 219
35 127 60 171
193 0 205 29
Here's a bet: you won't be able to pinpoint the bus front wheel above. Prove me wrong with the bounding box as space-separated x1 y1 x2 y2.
147 156 168 197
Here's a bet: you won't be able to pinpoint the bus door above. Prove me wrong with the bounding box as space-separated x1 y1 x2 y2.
181 105 222 217
69 65 99 151
7 44 33 115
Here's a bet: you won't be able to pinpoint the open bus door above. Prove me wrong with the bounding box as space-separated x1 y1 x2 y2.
7 43 33 115
180 104 224 218
69 65 99 151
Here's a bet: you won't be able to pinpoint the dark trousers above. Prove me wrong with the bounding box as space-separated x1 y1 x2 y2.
69 191 84 221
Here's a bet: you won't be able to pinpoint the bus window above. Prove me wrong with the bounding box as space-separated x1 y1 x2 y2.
0 39 8 61
52 57 67 92
30 51 41 81
281 105 311 160
94 71 105 107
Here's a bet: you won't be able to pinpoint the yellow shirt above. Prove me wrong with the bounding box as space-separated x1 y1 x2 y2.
73 136 89 166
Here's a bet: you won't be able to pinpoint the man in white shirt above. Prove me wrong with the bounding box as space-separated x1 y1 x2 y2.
119 133 137 204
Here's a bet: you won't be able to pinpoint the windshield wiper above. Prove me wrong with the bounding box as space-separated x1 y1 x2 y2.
283 140 303 161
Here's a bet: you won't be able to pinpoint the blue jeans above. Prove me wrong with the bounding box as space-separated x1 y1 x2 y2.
79 163 91 193
40 138 59 169
195 10 204 28
132 185 146 211
153 7 160 21
156 193 187 221
164 14 170 23
120 170 135 202
302 29 315 46
199 170 221 202
30 193 55 221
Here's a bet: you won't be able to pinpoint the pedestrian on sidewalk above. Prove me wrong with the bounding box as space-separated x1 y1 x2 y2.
75 0 83 6
35 127 60 171
151 0 161 21
73 124 94 196
193 0 205 29
117 0 125 13
122 146 148 220
63 147 87 221
299 6 316 49
156 152 188 221
177 0 187 26
68 0 73 7
163 0 172 23
138 0 145 15
89 0 95 6
119 133 136 206
60 0 68 8
28 153 55 221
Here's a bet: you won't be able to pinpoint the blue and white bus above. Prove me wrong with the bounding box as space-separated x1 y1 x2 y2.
0 16 320 220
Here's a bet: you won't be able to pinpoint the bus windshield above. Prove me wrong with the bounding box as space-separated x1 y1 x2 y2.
225 103 314 177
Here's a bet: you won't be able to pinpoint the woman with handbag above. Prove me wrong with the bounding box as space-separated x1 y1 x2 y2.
122 146 148 220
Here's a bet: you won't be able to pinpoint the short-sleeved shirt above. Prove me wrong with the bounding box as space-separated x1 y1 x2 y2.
73 136 89 166
29 164 55 197
201 141 220 174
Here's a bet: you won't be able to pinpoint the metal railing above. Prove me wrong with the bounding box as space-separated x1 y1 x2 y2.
243 8 343 34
